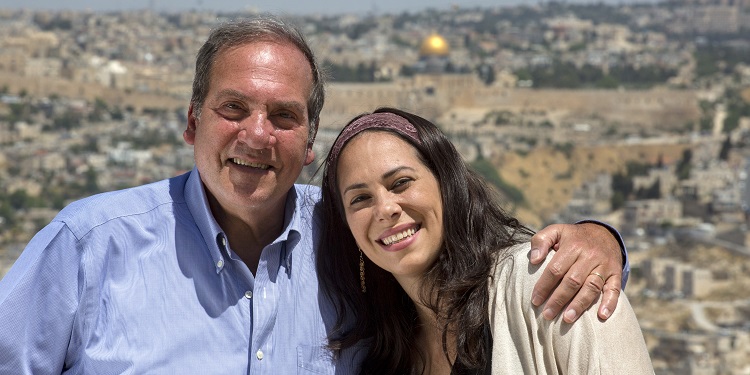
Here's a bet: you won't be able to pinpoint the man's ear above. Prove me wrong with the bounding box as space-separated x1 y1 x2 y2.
304 147 315 166
183 103 197 145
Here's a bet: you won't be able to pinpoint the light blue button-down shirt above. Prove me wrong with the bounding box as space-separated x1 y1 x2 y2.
0 168 363 374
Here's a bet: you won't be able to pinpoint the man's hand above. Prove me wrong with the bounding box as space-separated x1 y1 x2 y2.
529 222 623 323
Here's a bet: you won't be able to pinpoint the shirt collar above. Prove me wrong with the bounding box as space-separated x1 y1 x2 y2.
278 185 305 271
184 167 227 273
281 184 321 276
184 167 307 274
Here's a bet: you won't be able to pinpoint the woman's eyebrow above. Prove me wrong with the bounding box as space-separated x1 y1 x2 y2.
343 182 367 195
342 166 417 195
382 166 415 180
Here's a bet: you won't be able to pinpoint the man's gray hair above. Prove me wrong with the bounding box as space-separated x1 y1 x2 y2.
190 16 325 144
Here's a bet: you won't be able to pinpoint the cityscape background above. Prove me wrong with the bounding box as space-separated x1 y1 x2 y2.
0 0 663 15
0 0 749 373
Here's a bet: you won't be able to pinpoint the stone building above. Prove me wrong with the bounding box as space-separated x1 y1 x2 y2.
622 199 683 236
641 257 714 298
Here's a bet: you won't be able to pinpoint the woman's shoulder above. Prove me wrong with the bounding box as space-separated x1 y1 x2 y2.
488 242 540 309
490 242 544 289
493 242 532 265
487 242 655 374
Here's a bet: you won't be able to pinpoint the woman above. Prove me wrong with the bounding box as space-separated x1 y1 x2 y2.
317 108 653 374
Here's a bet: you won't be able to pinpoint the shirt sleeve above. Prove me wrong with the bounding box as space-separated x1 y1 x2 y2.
575 219 630 288
0 221 82 374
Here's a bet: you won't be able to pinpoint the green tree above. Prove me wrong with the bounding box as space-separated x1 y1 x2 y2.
88 98 110 122
635 179 660 200
718 135 731 161
51 110 84 130
0 201 16 228
675 149 692 180
724 89 750 134
611 191 626 211
596 75 620 89
9 190 30 210
478 64 496 85
470 157 526 205
611 172 633 210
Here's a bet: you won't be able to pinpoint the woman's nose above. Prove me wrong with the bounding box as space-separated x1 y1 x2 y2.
375 193 402 222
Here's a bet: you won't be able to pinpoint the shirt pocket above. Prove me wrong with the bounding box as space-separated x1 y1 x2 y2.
296 345 335 374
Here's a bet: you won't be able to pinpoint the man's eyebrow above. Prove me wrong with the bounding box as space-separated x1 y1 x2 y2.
214 88 250 101
274 100 306 115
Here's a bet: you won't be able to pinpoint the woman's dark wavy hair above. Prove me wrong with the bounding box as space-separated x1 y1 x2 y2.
317 107 534 374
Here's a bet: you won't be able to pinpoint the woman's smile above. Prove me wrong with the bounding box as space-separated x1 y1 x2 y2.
337 130 443 281
378 224 421 249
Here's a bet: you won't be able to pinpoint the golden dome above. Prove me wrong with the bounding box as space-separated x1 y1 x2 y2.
419 33 450 57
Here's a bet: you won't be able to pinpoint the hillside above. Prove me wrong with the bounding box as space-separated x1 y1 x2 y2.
495 142 691 228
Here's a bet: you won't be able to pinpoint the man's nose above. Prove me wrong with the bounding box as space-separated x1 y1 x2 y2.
238 112 276 148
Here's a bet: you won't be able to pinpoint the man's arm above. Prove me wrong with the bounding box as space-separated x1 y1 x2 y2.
528 221 628 323
0 222 79 374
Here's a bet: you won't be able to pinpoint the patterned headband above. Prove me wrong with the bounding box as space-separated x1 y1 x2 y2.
325 112 421 191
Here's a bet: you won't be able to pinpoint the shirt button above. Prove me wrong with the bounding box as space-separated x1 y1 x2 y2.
216 259 224 269
221 236 227 247
244 291 253 299
256 350 264 360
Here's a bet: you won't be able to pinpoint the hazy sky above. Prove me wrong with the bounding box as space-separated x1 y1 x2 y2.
0 0 661 15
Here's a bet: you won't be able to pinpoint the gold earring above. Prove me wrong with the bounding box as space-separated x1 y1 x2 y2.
359 249 366 293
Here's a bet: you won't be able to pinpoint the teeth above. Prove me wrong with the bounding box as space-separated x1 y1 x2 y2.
382 227 416 246
232 158 270 170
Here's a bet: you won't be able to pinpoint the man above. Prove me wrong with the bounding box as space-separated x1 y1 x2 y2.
0 16 626 373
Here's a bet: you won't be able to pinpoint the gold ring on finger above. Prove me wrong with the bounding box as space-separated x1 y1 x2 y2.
590 271 605 284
